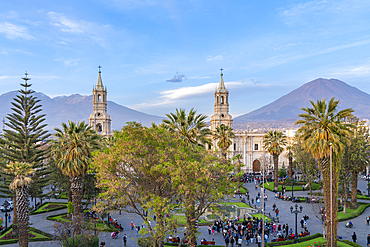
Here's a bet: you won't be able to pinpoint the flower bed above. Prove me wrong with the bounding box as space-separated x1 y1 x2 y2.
1 231 35 240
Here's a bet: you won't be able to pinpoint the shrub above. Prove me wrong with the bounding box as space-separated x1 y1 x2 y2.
67 202 73 215
63 234 99 247
137 236 154 247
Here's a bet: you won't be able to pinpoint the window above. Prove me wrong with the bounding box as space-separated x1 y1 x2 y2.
221 96 224 104
254 144 258 150
234 143 236 151
217 96 219 103
98 95 101 103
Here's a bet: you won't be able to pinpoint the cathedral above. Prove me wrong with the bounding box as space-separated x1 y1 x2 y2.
88 68 112 137
211 70 289 173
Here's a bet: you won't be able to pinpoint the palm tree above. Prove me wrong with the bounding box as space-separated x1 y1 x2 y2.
263 131 287 191
52 121 101 235
295 97 354 247
232 154 244 192
163 108 212 147
3 162 34 247
286 146 293 179
213 124 235 159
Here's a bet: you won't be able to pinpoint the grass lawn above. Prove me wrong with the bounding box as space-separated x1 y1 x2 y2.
48 213 116 232
249 213 271 222
31 202 67 214
171 215 209 226
338 202 370 221
281 237 352 247
222 202 251 208
0 226 51 245
261 182 320 192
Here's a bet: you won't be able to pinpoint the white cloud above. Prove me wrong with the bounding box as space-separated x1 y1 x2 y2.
330 64 370 77
0 22 35 40
47 12 114 46
0 75 18 80
206 55 223 62
54 57 79 66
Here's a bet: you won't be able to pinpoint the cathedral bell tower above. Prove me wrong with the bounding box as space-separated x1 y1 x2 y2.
88 66 112 136
210 68 233 132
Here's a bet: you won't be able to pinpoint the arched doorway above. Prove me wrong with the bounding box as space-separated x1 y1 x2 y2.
253 160 261 172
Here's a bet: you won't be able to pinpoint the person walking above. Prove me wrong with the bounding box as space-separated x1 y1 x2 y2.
367 216 370 226
224 235 230 247
123 234 127 246
8 214 11 223
367 233 370 246
352 232 357 243
208 225 211 235
230 235 235 247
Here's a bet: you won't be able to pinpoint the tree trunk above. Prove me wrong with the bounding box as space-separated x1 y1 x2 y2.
309 182 312 202
68 190 72 203
343 180 348 213
288 155 293 179
12 197 18 235
237 165 241 192
185 204 197 247
70 175 83 235
273 154 279 191
351 173 358 207
322 159 338 247
16 187 29 247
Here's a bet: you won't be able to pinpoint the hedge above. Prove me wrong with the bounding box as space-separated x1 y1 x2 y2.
339 239 362 247
63 234 99 247
265 233 323 246
30 202 67 215
0 225 52 245
338 202 370 221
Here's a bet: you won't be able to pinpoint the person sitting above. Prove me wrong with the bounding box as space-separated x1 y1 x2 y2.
346 221 353 227
299 231 303 237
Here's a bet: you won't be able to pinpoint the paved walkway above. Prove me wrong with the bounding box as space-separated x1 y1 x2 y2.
3 177 370 246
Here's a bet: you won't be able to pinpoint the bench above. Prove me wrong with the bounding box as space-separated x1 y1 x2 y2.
200 240 215 245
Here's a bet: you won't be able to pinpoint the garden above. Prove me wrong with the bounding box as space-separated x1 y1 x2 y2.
0 226 52 245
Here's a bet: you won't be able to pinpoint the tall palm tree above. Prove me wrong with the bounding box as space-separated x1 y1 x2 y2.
286 146 293 179
213 124 235 159
3 162 34 247
163 108 212 147
232 154 244 192
295 97 354 247
52 121 101 235
263 131 287 191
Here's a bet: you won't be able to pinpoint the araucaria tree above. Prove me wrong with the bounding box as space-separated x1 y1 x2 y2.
163 108 212 147
263 130 287 191
0 73 50 233
3 162 34 247
52 121 101 234
295 97 354 247
213 124 235 159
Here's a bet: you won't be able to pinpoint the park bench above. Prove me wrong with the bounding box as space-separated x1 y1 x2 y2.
200 240 215 245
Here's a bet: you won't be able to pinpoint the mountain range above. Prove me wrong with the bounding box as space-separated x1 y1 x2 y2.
0 91 163 131
0 78 369 131
234 78 370 128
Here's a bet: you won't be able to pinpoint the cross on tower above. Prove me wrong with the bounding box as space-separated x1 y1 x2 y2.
98 65 102 73
220 68 223 76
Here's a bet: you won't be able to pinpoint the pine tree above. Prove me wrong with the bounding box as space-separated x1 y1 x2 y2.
0 72 51 232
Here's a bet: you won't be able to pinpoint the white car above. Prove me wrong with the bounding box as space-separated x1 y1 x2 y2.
0 200 13 212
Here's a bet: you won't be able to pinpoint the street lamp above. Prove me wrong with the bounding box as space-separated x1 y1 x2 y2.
290 204 303 243
3 201 11 231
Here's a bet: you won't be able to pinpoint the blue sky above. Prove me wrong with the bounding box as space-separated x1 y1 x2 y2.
1 0 370 118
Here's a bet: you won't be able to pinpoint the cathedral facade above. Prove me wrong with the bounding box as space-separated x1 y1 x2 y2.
211 71 289 172
88 69 112 137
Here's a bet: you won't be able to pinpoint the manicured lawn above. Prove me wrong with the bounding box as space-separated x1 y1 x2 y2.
31 202 67 214
48 213 116 232
261 182 320 192
222 202 251 208
171 215 209 226
0 226 51 245
338 202 370 221
281 237 352 246
249 213 271 222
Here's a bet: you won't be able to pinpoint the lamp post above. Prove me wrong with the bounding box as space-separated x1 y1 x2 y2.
290 204 303 243
366 176 370 197
330 144 333 247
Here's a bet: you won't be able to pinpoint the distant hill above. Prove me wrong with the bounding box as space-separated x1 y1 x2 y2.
0 91 164 131
234 78 370 127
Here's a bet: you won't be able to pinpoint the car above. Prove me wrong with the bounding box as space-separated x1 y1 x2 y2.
0 200 13 212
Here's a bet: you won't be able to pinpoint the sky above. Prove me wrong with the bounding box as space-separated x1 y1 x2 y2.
1 0 370 118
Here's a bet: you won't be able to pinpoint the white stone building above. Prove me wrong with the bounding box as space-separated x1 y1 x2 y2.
210 71 290 173
88 68 112 137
